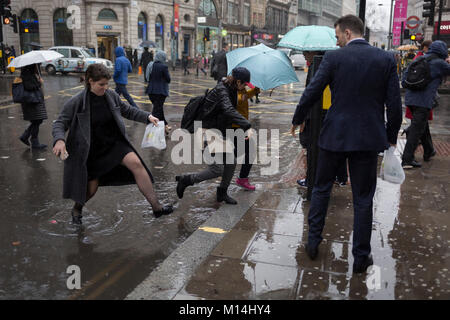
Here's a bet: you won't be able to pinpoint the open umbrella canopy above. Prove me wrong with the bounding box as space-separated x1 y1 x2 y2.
226 44 299 90
397 44 418 51
7 50 63 68
277 25 339 52
139 40 157 48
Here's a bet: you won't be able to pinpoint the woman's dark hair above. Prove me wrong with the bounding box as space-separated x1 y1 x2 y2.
334 14 364 36
80 63 111 88
420 40 432 51
224 75 240 89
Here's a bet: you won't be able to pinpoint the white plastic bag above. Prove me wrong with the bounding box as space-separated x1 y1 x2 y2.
380 146 405 184
141 121 166 149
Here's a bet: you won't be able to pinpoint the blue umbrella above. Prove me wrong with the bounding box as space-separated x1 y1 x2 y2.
226 44 299 90
277 25 339 52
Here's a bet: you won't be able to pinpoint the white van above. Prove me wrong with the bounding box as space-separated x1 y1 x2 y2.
42 46 114 75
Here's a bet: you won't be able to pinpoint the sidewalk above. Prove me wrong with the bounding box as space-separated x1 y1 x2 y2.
127 135 450 300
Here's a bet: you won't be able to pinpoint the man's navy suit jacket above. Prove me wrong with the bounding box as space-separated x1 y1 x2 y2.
292 39 402 152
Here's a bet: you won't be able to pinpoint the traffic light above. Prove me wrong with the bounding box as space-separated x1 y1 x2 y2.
423 0 435 27
2 16 10 25
0 0 11 16
403 29 410 39
410 34 416 41
9 13 17 33
204 27 210 41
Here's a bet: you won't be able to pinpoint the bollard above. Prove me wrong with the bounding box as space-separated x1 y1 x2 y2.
138 66 142 75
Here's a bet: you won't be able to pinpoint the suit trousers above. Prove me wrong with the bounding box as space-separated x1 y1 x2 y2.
402 105 434 163
308 148 378 261
115 83 138 108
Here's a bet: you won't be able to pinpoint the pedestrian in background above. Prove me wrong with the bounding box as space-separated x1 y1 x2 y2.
292 50 348 189
182 53 190 75
291 15 402 273
140 47 152 83
133 49 138 70
401 40 450 169
18 63 48 149
113 46 139 109
146 50 171 135
234 83 260 191
175 67 253 205
211 43 229 82
195 54 207 76
52 64 173 225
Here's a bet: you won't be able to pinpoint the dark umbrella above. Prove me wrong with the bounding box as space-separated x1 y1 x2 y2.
26 42 43 49
139 40 157 48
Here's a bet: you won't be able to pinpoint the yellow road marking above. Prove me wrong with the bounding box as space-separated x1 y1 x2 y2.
199 226 228 234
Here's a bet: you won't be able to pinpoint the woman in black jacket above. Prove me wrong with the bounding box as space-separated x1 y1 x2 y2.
18 63 47 149
175 67 252 205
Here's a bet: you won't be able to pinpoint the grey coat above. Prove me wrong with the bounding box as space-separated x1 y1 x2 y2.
52 88 153 205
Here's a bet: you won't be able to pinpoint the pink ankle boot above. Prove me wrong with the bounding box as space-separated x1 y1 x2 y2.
236 178 256 191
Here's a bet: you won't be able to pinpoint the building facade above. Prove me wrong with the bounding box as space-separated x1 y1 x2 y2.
4 0 197 61
297 0 343 27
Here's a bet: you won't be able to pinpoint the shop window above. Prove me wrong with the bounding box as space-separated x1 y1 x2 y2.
19 8 40 54
138 12 147 41
53 8 73 46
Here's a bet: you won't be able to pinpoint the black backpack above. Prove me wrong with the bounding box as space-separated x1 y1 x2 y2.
180 89 209 133
403 54 437 91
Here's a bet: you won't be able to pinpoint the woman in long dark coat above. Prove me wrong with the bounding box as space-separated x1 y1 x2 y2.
146 50 171 134
52 64 173 224
18 63 47 149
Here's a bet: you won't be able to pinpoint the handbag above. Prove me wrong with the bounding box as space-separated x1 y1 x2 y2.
12 77 42 104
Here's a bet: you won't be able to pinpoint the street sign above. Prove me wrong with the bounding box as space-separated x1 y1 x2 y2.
406 16 421 29
197 17 206 24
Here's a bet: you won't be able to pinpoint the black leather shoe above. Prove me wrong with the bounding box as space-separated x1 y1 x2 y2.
176 175 194 199
423 150 436 162
305 243 319 260
217 187 237 205
402 160 422 169
153 205 174 218
71 208 82 225
353 255 373 274
19 135 30 146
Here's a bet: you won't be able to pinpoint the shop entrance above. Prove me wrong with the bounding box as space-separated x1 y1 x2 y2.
97 35 119 61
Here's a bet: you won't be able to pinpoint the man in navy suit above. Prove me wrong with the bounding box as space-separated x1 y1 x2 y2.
290 15 402 273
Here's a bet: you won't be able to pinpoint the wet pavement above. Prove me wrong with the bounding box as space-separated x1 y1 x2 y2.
1 68 449 300
0 68 306 299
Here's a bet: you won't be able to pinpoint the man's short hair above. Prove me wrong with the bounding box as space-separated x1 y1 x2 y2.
334 15 364 36
223 42 228 48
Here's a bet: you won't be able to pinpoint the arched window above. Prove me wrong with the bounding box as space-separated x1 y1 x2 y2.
19 8 40 53
138 12 147 41
155 15 164 50
198 0 217 19
97 8 118 21
53 8 73 46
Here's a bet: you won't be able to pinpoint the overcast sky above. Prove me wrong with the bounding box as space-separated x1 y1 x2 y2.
365 0 392 33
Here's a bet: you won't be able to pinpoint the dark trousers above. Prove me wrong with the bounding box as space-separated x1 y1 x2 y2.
115 83 138 108
402 105 434 163
308 148 378 262
148 94 168 125
191 152 236 189
234 136 254 179
22 120 43 140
